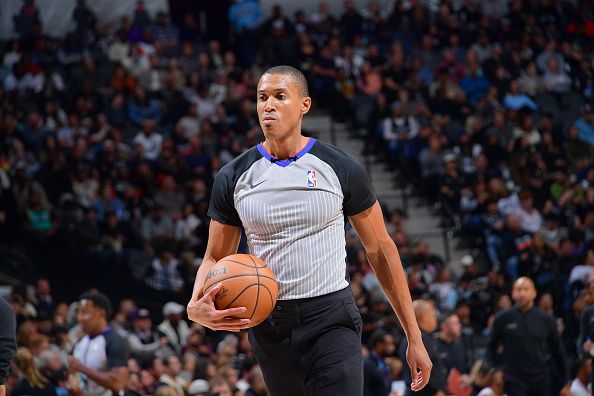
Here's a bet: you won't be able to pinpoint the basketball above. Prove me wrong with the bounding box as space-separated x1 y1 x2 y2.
202 254 278 327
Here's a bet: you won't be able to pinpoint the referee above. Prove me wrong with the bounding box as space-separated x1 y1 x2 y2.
186 66 432 395
487 277 569 396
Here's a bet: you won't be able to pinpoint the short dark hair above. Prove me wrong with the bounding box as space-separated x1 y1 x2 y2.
80 290 113 318
262 65 309 97
367 329 389 350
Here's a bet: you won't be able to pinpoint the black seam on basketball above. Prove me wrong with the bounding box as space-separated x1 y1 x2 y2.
222 283 258 310
221 258 267 269
206 273 276 283
252 257 261 320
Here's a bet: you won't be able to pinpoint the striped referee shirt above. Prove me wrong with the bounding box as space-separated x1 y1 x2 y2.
208 138 377 300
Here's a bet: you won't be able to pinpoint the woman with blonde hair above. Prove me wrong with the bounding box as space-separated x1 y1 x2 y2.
10 348 56 396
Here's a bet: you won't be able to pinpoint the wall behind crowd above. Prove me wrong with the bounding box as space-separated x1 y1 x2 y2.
0 0 169 39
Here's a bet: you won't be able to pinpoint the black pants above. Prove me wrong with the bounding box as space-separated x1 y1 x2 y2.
248 287 363 396
505 371 550 396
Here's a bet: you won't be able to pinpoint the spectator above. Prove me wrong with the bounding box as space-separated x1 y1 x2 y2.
570 357 591 396
133 119 163 161
12 0 41 39
158 302 190 355
126 308 170 362
145 245 185 293
157 355 186 396
364 329 394 396
436 313 469 379
575 105 594 146
399 300 447 396
10 348 56 396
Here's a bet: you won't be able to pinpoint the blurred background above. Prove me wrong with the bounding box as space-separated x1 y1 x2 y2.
0 0 593 395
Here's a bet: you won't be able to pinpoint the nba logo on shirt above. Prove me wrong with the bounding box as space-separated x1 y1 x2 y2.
307 170 317 187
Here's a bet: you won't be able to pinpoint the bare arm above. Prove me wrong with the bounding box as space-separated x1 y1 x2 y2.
187 220 250 331
349 201 432 391
190 220 242 300
69 356 128 392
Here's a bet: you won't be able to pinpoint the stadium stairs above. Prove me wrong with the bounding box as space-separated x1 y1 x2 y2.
303 111 473 275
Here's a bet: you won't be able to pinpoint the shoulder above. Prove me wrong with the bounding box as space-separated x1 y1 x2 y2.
494 307 515 322
103 327 127 349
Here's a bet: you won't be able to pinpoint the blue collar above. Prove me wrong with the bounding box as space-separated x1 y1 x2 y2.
257 138 316 167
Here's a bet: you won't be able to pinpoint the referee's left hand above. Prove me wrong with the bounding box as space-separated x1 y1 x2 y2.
187 282 251 332
406 340 432 392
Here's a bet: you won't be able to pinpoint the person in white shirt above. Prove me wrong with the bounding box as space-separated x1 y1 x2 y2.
158 302 190 354
132 119 163 161
514 190 543 233
570 357 591 396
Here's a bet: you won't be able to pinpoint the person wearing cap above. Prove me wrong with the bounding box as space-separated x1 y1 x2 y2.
126 308 172 362
158 302 190 354
187 378 209 396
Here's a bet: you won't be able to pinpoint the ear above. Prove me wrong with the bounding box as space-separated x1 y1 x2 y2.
301 96 312 115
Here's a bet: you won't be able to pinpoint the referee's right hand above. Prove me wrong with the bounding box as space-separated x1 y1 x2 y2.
186 282 251 332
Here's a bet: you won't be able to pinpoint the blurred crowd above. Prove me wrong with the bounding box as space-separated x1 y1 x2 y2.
1 0 594 395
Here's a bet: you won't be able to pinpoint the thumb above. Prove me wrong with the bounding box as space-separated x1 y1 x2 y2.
409 357 419 386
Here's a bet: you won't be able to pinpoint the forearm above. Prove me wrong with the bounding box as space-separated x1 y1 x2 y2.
191 257 217 300
367 239 422 343
79 366 126 391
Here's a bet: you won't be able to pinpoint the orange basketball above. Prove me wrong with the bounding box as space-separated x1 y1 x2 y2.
202 254 278 327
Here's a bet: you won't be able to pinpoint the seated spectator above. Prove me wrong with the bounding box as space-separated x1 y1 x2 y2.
157 355 187 396
128 87 162 126
158 302 190 355
132 119 163 161
145 245 185 293
575 105 594 146
10 347 56 396
503 80 538 111
543 57 572 94
126 308 170 362
519 62 543 97
140 204 174 244
153 175 185 219
514 190 542 234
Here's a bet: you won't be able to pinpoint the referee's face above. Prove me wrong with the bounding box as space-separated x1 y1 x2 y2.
257 73 311 141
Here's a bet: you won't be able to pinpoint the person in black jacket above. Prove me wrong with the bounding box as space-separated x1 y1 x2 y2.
0 297 17 396
487 277 569 396
399 300 447 396
364 329 395 396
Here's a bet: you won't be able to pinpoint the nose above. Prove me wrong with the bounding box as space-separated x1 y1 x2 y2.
264 97 275 112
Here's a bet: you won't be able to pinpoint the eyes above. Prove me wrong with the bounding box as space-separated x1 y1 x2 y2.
258 93 286 102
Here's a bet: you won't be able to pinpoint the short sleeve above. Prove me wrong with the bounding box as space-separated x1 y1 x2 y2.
207 166 242 226
105 331 128 369
343 160 377 216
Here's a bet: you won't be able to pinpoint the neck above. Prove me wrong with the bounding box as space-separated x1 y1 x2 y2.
89 321 108 337
263 134 308 160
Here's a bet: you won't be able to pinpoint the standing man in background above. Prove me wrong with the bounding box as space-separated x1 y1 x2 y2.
0 297 17 396
487 277 569 396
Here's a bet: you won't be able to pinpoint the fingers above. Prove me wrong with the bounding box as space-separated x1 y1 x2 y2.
212 306 248 318
208 318 251 332
202 282 223 300
411 362 432 391
409 360 419 390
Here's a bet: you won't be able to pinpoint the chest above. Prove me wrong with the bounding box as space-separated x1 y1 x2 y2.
234 162 343 235
503 315 549 340
75 337 107 370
